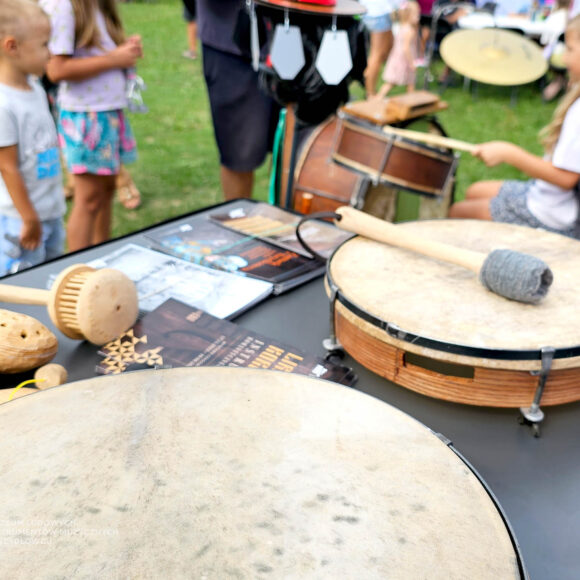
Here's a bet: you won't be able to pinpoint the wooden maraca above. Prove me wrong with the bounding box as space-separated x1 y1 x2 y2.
0 264 138 345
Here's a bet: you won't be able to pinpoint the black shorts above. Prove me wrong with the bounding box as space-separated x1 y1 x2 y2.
202 44 278 172
182 0 196 21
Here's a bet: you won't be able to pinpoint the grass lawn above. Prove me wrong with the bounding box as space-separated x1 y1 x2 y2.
109 0 557 239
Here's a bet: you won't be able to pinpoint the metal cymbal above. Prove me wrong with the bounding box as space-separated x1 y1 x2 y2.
440 28 548 86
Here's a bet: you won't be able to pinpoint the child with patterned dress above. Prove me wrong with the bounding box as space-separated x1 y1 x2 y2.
40 0 143 251
375 0 421 99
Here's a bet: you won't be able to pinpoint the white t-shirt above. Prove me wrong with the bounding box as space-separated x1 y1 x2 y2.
527 98 580 230
0 79 66 221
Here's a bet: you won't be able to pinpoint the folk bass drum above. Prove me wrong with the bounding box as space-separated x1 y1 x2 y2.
0 367 525 578
289 114 457 221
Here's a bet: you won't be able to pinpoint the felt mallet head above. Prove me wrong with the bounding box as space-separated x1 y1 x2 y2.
479 249 553 304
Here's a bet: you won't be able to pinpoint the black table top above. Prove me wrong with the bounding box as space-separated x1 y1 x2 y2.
1 204 579 580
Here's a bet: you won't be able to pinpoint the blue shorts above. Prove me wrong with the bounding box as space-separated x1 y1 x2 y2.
362 13 393 33
490 180 579 238
58 109 137 176
0 215 65 277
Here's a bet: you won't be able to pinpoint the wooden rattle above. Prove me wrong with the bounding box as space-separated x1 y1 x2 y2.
0 264 138 345
0 309 58 374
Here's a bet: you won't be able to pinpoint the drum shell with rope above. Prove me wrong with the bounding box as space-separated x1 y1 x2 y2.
0 366 526 578
326 219 580 408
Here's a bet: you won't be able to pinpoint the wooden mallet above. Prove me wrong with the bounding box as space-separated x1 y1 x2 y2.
334 206 553 304
0 264 139 345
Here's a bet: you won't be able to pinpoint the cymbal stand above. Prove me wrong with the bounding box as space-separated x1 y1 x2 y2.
423 2 482 92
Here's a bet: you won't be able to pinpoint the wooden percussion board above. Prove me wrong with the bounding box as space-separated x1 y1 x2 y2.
326 220 580 407
0 367 522 578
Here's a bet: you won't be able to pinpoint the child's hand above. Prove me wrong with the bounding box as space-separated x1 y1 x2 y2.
20 219 41 251
127 35 144 59
110 39 143 68
472 141 515 167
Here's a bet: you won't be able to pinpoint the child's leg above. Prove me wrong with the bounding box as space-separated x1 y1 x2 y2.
464 180 504 200
375 82 393 100
406 83 415 93
364 29 393 97
67 174 115 251
447 181 502 219
93 183 116 245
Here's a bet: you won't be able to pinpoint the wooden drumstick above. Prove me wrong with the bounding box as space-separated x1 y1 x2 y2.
334 206 553 304
0 264 139 345
382 126 478 154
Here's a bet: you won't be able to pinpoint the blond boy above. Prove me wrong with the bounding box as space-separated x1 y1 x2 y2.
0 0 65 276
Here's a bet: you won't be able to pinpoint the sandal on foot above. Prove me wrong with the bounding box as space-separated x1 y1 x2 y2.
117 181 141 210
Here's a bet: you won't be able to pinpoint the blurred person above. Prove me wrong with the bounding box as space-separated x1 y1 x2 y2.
449 15 580 240
197 0 278 200
0 0 66 276
182 0 198 60
374 1 421 98
360 0 399 96
41 0 143 251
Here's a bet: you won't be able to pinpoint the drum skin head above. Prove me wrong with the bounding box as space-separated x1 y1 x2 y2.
0 367 521 579
328 220 580 372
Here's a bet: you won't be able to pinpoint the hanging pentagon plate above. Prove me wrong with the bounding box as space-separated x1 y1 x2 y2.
270 24 306 80
315 29 352 85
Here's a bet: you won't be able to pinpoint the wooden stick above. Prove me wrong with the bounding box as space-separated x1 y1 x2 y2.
335 206 486 273
0 264 139 345
382 125 478 154
334 207 553 305
0 285 50 305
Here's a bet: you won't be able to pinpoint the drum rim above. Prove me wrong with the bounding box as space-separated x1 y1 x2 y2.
326 241 580 363
444 439 529 579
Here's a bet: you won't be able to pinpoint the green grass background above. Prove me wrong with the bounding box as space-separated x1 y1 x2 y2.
109 0 557 239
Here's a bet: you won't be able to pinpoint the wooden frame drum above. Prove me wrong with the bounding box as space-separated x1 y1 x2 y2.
325 220 580 408
0 367 525 578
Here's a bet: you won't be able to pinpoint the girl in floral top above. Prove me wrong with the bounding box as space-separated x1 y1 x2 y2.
41 0 143 250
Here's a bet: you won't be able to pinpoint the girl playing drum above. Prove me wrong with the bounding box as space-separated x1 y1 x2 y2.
449 15 580 239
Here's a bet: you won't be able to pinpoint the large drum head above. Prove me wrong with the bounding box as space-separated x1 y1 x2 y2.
328 220 580 372
0 367 521 578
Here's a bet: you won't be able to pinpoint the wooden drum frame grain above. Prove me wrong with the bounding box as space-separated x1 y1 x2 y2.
326 220 580 407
